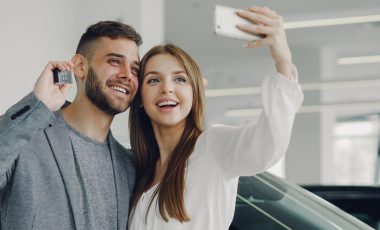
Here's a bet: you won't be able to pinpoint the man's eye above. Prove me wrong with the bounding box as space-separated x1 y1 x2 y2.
131 68 139 76
109 58 121 65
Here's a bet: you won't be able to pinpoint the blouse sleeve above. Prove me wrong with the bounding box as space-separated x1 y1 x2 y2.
205 66 303 180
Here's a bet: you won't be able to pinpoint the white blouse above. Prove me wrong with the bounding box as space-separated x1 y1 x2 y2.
129 70 304 230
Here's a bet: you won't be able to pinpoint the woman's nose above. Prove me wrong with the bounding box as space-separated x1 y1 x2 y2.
160 82 174 94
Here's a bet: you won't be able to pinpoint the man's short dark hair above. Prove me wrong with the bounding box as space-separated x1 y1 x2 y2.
76 21 142 60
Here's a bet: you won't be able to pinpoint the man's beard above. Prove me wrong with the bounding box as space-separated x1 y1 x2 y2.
85 67 130 116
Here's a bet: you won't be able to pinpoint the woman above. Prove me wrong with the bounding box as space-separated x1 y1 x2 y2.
128 6 304 229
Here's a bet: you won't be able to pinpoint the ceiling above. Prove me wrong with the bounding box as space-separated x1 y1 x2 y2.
161 1 380 182
165 0 380 54
164 0 380 124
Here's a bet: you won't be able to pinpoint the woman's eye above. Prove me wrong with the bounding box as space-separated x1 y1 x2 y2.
175 76 187 83
147 78 159 84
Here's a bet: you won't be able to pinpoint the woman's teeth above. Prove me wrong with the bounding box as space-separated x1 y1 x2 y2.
157 101 178 107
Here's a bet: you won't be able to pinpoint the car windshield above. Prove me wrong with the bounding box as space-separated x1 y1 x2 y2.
230 173 373 230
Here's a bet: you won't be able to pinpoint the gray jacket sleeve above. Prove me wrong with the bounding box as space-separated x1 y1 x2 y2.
0 92 56 190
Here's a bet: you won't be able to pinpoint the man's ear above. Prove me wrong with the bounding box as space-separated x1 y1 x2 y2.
71 54 88 80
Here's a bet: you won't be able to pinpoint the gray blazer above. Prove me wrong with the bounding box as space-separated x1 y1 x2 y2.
0 93 136 230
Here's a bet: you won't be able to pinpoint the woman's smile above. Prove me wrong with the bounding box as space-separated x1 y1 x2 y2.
142 54 193 128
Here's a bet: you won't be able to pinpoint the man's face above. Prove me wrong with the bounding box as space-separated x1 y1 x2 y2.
85 37 140 116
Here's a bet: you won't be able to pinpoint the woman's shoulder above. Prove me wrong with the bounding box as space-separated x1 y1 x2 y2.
191 124 239 157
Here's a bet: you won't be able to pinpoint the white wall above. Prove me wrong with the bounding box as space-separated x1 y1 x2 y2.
0 0 77 113
0 0 164 146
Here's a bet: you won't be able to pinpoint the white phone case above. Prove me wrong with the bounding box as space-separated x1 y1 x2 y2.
214 5 263 41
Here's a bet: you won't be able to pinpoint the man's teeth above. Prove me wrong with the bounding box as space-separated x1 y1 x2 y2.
110 86 127 94
158 101 178 107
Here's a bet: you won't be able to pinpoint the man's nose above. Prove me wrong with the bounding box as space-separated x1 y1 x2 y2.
117 65 132 82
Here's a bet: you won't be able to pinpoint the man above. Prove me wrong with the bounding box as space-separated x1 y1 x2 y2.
0 21 142 229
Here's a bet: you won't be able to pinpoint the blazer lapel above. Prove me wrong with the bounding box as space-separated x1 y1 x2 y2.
45 124 83 229
108 134 132 230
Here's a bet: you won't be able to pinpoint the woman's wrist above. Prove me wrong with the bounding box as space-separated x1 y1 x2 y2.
275 60 294 80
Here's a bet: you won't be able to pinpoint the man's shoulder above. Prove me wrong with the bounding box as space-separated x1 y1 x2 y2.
109 137 128 151
108 136 134 158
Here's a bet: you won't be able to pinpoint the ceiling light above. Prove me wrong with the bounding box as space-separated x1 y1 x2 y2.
205 86 260 97
284 14 380 29
337 55 380 65
206 79 380 97
225 101 380 118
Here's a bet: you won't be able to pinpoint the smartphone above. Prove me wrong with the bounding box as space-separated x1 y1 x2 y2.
214 5 264 41
53 68 73 84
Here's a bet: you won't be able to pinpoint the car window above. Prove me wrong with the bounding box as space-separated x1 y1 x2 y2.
302 185 380 229
230 173 373 230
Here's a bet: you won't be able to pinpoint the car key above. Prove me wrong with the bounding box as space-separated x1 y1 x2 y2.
53 68 73 84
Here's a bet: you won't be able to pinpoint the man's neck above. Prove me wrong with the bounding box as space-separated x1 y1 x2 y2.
61 97 113 142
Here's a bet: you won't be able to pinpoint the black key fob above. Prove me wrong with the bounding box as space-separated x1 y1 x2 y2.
53 68 73 84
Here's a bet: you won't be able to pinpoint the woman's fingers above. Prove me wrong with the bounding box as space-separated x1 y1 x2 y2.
235 6 293 78
245 37 271 48
247 6 279 19
236 10 276 27
237 6 291 63
236 23 274 37
236 6 285 42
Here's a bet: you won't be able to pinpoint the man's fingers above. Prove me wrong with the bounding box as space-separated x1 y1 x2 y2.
60 84 72 97
62 61 73 71
47 61 73 72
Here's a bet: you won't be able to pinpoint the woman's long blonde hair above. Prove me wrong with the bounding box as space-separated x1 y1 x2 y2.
129 44 205 222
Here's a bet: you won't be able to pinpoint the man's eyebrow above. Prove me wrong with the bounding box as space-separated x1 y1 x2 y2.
106 53 125 58
133 60 140 67
106 53 140 67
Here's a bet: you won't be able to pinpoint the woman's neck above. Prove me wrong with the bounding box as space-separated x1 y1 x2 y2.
152 122 185 165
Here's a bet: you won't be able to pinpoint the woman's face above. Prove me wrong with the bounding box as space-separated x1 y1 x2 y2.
141 54 193 130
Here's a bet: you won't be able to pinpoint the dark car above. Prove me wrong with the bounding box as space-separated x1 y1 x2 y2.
303 185 380 229
230 173 373 230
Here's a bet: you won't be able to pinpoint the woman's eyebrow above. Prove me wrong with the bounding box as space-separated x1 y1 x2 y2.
144 71 160 77
172 70 186 75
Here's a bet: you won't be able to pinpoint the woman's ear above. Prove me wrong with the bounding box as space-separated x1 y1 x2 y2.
71 54 87 80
